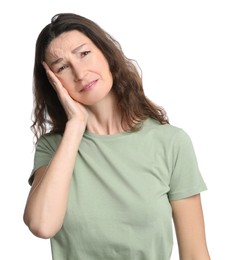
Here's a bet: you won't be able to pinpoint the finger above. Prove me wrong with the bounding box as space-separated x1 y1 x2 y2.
42 61 49 71
42 62 60 91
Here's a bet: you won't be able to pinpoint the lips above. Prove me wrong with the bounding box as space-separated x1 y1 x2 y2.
80 80 98 92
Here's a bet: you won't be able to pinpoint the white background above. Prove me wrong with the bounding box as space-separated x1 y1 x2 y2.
1 0 227 259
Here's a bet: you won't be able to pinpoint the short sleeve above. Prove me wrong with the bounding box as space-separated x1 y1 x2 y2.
168 129 207 201
28 134 62 185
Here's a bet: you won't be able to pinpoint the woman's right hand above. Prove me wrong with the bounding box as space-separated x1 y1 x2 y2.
42 62 88 125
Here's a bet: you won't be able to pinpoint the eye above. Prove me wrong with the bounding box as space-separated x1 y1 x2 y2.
57 64 68 73
81 51 91 57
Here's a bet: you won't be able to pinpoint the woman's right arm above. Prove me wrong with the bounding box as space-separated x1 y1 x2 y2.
23 62 88 239
23 119 86 239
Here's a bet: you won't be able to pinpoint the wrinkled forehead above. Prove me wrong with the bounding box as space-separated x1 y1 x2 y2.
45 30 92 59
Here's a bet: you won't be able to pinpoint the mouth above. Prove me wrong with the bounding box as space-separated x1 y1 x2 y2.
80 80 98 92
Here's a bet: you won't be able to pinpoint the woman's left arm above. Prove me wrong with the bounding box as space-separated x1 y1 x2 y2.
170 194 210 260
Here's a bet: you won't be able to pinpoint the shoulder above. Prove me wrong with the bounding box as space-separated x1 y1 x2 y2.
36 132 62 151
141 118 196 154
142 118 188 141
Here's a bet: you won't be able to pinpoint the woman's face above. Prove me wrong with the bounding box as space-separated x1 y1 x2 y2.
45 30 113 106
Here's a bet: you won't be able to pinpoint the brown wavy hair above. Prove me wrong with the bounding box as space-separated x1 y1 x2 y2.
31 13 168 142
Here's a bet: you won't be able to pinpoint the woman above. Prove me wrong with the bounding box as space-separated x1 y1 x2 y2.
23 13 210 259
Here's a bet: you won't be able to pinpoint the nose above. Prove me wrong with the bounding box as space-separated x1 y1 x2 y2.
72 61 87 82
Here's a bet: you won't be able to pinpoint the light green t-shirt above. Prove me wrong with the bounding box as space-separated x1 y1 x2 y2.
29 118 207 260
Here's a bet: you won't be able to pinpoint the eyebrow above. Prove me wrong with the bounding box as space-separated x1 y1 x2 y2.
50 43 86 66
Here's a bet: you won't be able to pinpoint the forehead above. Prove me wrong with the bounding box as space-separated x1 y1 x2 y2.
45 30 93 57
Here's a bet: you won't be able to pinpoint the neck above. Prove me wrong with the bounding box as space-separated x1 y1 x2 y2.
86 92 124 135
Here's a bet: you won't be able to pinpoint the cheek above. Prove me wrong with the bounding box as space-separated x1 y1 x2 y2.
57 75 74 90
94 52 110 73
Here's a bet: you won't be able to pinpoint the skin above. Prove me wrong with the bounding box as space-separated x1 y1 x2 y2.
23 30 210 259
171 195 210 259
44 30 123 135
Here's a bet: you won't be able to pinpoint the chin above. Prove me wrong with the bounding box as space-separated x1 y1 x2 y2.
79 89 113 107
